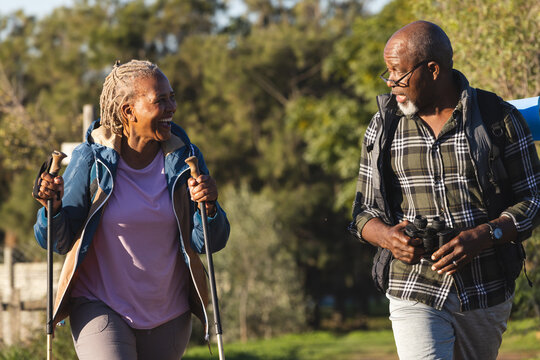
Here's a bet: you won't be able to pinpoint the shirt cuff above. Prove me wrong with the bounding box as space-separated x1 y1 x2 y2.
195 206 218 222
352 211 382 244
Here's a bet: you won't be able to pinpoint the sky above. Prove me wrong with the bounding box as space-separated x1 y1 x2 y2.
0 0 72 17
0 0 390 18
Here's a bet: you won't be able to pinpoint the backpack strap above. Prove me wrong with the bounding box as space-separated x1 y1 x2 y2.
368 95 401 293
476 89 531 287
377 94 401 224
378 94 401 148
475 89 513 218
476 89 507 151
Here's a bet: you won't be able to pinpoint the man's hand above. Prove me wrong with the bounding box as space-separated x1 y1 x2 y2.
363 218 425 264
385 220 426 264
430 225 491 275
431 216 518 275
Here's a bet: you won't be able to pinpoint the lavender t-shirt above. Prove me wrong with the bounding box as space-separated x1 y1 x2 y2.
72 150 190 329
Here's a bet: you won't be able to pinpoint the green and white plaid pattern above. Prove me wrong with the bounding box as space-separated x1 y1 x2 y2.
356 99 540 311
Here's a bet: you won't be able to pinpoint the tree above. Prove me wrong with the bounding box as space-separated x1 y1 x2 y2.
162 0 382 330
22 0 394 331
287 0 415 210
410 0 540 100
216 185 306 341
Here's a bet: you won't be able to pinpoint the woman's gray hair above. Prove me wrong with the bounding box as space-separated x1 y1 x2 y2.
99 59 162 134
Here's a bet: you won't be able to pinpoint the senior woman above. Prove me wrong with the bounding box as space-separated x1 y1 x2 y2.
33 60 230 360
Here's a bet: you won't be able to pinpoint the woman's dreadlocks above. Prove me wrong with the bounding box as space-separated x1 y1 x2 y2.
99 59 162 134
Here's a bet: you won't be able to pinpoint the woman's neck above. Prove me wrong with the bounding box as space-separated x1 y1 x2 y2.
120 135 161 169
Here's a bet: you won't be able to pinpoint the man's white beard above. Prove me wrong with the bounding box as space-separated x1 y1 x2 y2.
397 99 419 116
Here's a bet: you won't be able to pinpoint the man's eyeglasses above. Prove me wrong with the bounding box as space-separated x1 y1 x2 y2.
379 60 430 87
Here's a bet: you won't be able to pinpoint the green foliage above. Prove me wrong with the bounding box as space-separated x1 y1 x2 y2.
0 320 76 359
286 93 367 210
287 0 415 211
216 185 307 341
0 170 42 257
157 3 379 330
411 0 540 99
162 1 353 189
0 1 376 338
0 0 539 344
500 317 540 358
185 318 540 359
1 318 539 359
323 0 415 113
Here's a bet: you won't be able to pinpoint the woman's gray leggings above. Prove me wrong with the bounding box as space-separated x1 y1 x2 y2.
69 297 192 360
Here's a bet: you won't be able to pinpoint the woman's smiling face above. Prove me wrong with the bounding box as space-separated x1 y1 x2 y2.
126 71 177 143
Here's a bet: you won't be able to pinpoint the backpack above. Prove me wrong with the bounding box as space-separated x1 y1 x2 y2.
369 89 530 293
476 89 530 289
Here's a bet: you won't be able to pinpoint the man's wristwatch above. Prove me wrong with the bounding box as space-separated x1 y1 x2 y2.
486 222 503 244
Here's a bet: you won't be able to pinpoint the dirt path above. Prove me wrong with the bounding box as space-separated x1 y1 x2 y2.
498 351 540 360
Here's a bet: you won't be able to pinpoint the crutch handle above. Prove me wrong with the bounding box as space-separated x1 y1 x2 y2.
49 151 67 176
185 156 200 178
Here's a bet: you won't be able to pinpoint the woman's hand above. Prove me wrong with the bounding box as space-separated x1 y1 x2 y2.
188 174 218 216
33 172 64 216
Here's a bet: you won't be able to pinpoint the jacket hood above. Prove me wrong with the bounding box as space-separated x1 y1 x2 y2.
85 119 192 156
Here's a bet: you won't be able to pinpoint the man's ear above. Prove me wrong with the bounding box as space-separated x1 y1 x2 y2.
428 61 440 80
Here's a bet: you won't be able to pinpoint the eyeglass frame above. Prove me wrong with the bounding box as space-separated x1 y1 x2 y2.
379 60 431 87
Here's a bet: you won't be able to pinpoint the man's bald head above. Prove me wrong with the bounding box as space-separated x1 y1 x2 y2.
387 21 453 71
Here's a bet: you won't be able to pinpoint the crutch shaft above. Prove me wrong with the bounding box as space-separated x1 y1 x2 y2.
185 156 225 359
45 150 66 360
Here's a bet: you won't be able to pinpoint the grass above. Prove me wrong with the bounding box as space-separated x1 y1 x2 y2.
184 330 397 360
0 317 538 359
184 317 540 360
499 318 540 359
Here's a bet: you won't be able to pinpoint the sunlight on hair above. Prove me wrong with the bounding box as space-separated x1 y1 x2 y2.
99 60 162 134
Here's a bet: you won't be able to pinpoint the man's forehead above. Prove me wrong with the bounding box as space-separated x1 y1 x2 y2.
384 37 409 60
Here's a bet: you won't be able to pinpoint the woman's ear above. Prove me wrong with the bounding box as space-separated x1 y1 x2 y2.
119 102 132 137
121 102 135 123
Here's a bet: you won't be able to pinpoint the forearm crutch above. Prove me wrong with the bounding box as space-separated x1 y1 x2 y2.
185 156 225 360
45 151 66 360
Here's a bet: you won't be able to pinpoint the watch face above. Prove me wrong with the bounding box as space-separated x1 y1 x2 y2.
493 227 503 240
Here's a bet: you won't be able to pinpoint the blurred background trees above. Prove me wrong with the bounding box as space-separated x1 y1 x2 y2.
0 0 538 342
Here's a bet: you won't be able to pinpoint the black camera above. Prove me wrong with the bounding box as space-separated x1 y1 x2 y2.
403 215 458 258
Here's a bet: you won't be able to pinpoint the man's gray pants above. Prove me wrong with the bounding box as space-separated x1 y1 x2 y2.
387 291 513 360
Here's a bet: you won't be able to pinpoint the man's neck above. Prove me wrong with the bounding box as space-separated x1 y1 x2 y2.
418 78 460 137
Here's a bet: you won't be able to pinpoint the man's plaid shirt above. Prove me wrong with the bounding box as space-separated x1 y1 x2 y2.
354 82 540 311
